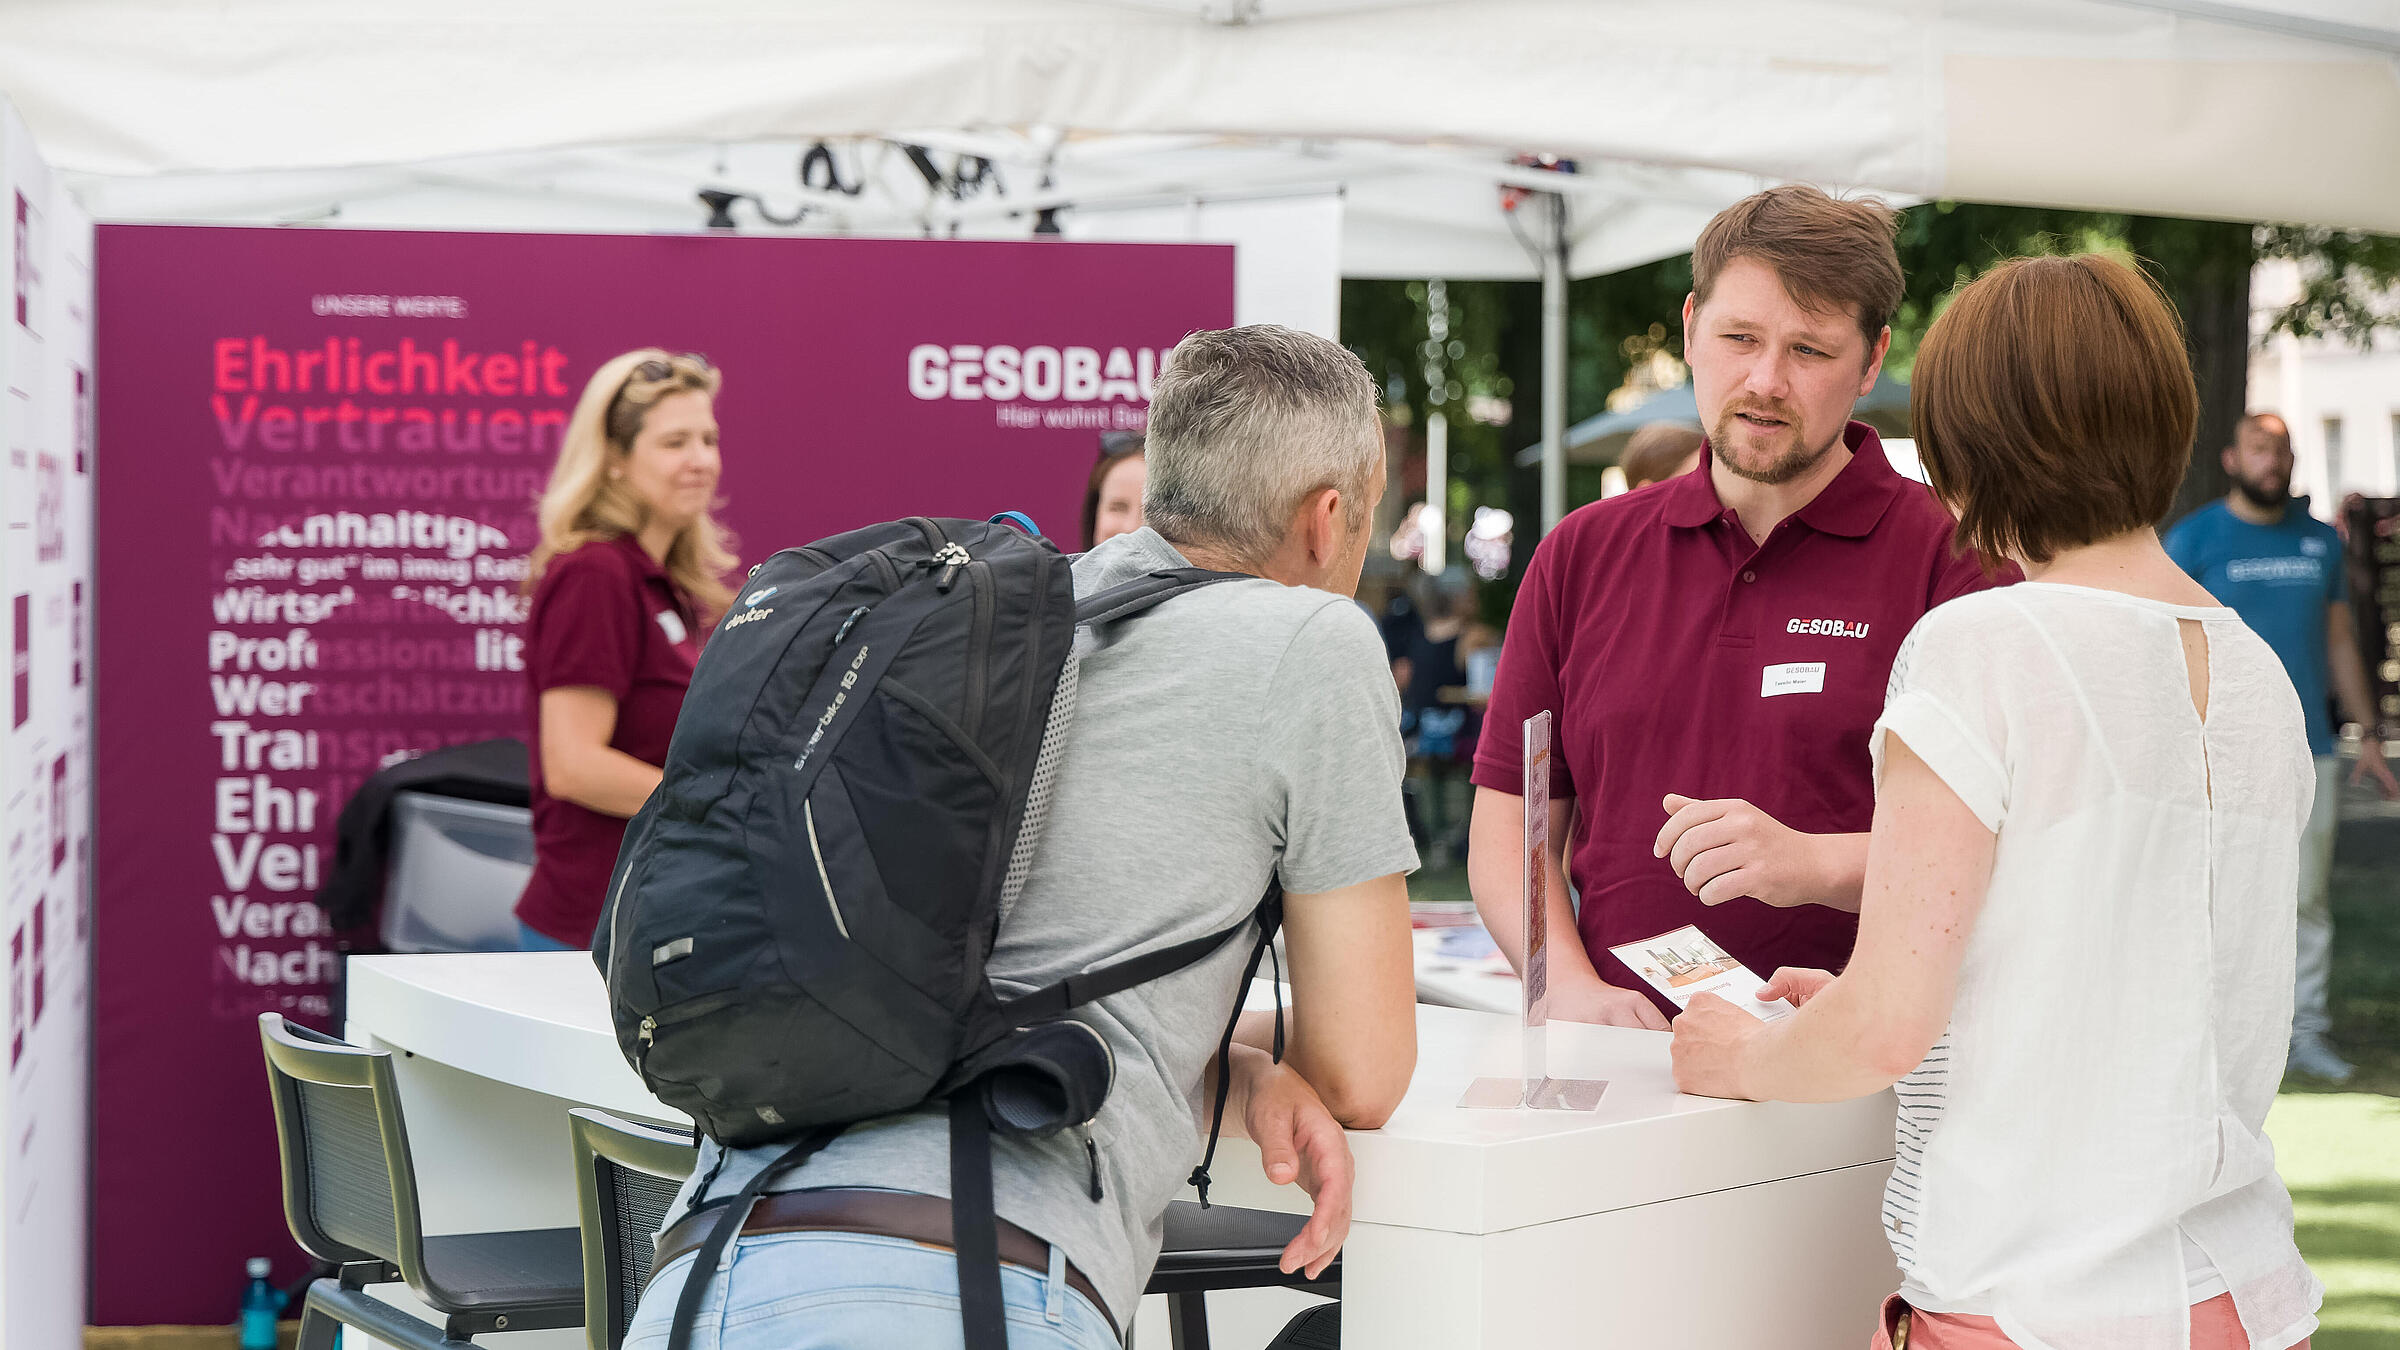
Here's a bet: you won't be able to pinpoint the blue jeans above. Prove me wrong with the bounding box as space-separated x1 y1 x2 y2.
627 1231 1119 1350
517 920 577 952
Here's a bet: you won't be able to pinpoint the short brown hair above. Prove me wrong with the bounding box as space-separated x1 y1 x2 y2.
1080 434 1143 550
1620 422 1704 490
1911 253 2196 566
1692 185 1902 352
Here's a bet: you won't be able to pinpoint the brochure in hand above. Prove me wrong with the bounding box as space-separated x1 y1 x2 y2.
1607 924 1795 1022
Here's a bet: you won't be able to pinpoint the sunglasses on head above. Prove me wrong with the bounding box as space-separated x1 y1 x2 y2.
629 352 712 385
1098 430 1143 458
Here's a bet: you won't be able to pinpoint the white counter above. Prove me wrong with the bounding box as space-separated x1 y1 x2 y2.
347 953 1900 1349
1410 925 1520 1014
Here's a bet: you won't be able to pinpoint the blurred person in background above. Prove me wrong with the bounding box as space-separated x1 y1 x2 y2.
1082 430 1146 549
2165 411 2400 1083
1394 566 1498 867
514 350 735 951
1675 252 2321 1350
1620 421 1706 490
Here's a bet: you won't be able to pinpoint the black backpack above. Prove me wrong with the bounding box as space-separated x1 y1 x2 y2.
593 516 1283 1350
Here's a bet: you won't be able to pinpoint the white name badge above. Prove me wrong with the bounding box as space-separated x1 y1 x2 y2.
656 610 689 645
1761 662 1826 697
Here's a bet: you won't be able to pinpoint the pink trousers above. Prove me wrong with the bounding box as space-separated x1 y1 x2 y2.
1869 1293 2307 1350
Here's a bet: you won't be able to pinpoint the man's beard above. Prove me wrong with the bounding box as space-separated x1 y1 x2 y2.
1709 401 1841 486
2231 473 2290 510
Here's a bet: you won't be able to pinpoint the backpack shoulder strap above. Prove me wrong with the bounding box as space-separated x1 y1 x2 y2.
994 885 1277 1029
949 1096 1010 1350
663 1125 847 1350
1073 567 1250 628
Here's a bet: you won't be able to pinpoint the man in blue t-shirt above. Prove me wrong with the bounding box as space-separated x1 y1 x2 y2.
2167 411 2399 1083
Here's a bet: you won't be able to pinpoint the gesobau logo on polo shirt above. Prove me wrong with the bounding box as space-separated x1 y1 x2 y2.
1786 617 1872 639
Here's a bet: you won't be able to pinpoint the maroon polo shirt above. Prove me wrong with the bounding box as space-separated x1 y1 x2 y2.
1472 423 2014 1016
515 534 709 946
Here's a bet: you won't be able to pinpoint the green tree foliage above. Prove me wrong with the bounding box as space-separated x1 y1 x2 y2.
2256 224 2400 346
1344 201 2400 607
1343 260 1699 618
1341 278 1516 528
1346 201 2400 597
1884 203 2265 511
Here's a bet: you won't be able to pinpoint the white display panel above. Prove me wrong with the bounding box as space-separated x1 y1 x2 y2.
1 93 96 1350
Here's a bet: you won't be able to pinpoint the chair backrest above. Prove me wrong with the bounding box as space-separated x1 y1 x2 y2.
568 1108 698 1350
256 1013 432 1289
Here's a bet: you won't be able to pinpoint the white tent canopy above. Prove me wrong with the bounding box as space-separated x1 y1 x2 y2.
52 132 1777 283
6 0 2396 529
7 0 2399 237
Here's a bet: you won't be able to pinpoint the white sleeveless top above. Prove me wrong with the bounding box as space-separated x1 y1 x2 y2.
1870 583 2322 1350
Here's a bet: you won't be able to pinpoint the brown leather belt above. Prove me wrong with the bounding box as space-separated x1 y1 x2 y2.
652 1188 1118 1337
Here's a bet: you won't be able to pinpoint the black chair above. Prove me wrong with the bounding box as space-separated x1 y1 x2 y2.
1261 1302 1341 1350
258 1013 585 1349
569 1108 699 1350
1150 1201 1340 1350
564 1105 1340 1350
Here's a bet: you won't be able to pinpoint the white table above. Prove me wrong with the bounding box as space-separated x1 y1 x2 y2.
346 953 1900 1349
1410 925 1520 1014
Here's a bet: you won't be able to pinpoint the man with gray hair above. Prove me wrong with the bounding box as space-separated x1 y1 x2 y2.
633 324 1420 1350
1143 323 1390 576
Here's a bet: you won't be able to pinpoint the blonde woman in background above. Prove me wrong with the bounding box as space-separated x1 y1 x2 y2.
514 350 736 950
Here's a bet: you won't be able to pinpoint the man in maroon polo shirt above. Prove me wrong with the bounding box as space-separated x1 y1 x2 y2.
1467 186 2012 1027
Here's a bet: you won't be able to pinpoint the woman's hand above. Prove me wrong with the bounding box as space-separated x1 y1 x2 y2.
1756 967 1835 1007
1230 1046 1355 1279
1669 992 1767 1100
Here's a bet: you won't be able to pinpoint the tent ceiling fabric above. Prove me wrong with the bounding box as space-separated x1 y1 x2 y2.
50 132 1767 281
5 0 1935 182
5 0 2397 265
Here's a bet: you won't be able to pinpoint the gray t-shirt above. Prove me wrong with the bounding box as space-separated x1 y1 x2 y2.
672 527 1418 1325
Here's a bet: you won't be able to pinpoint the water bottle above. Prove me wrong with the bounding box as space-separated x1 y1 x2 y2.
238 1257 283 1350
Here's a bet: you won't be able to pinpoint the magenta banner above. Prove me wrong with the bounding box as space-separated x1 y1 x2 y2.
93 225 1231 1323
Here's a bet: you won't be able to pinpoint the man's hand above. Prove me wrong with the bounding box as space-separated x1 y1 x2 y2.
2351 740 2400 801
1548 976 1670 1031
1669 991 1766 1099
1232 1047 1355 1279
1756 967 1835 1007
1655 794 1826 907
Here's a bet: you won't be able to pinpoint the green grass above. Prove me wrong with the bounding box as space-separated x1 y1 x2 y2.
2287 783 2400 1099
2268 1094 2400 1348
2273 779 2400 1347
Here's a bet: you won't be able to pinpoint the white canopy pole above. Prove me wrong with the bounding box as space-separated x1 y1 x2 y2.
1423 277 1450 574
1539 190 1567 535
1424 408 1448 573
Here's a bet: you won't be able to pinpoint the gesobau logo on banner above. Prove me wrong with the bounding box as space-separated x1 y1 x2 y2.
908 343 1161 403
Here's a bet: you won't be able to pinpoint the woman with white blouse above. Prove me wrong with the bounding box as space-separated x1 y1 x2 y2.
1670 253 2319 1350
